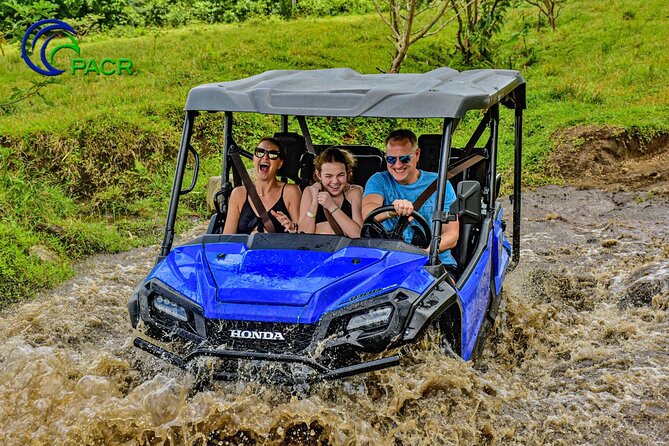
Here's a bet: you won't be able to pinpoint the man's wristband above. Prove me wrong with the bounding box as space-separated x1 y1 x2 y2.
306 210 316 219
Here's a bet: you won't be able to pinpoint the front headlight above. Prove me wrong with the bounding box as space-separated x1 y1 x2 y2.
153 295 188 322
346 306 393 332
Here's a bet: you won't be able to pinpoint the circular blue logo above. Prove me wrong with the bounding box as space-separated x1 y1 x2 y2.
21 19 80 76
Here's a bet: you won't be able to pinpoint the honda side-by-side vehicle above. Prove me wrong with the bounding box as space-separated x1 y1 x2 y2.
128 67 525 382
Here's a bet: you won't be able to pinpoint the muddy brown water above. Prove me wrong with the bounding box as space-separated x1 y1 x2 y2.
1 186 667 445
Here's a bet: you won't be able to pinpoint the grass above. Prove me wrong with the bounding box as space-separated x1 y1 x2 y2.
0 0 667 306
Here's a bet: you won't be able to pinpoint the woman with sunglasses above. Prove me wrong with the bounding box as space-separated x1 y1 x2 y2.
223 137 301 234
291 147 363 237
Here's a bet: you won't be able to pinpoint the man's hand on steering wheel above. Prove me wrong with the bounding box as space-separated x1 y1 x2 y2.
361 205 432 249
392 199 414 217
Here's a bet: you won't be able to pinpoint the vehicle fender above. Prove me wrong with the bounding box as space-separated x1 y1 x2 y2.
402 275 459 342
458 232 493 360
128 290 140 328
492 205 510 296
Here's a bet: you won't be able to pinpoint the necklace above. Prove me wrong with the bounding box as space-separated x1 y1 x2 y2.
257 183 274 197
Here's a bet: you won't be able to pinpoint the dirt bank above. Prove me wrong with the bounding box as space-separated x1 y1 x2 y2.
550 125 669 194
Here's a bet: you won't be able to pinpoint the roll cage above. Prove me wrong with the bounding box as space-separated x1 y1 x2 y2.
158 68 526 273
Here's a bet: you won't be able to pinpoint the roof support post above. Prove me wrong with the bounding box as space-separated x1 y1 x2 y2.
463 114 490 153
487 104 500 209
296 116 315 154
510 103 523 270
159 111 195 260
219 111 234 214
429 118 455 266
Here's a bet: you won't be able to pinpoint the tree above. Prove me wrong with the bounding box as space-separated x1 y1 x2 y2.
450 0 511 66
373 0 456 73
526 0 565 30
0 0 59 55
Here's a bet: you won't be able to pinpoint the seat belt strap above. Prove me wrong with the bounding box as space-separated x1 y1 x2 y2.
323 207 345 236
413 179 438 211
413 154 486 211
447 154 486 179
228 147 277 233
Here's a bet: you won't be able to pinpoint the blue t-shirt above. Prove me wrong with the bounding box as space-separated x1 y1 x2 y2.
364 170 457 266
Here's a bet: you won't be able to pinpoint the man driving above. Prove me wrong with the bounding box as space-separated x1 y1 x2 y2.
362 129 459 267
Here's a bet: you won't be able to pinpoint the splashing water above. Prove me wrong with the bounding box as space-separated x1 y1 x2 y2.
1 187 667 445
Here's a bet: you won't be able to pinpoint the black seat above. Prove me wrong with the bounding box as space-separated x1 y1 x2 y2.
274 132 306 184
417 134 442 172
417 134 465 173
299 145 385 188
298 152 316 189
449 180 482 273
335 145 385 187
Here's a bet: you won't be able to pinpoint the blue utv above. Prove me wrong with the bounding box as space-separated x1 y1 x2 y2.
128 67 526 382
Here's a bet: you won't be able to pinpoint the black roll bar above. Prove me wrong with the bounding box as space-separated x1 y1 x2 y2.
463 113 490 154
159 111 196 260
510 101 523 270
218 112 234 213
429 118 455 266
487 104 499 209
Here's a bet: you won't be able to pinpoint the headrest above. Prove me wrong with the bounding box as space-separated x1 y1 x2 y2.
329 145 385 187
274 132 306 182
417 134 442 172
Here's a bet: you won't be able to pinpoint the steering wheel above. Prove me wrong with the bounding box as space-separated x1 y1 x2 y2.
361 205 432 249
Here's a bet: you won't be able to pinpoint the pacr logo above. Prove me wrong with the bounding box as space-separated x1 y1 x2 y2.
22 19 133 76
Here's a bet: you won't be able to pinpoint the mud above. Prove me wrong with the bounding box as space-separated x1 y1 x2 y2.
1 187 668 445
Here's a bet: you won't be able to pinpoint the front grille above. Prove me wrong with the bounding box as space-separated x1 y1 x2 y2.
206 320 317 354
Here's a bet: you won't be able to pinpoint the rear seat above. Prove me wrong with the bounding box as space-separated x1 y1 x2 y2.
274 132 306 184
298 144 385 188
417 134 464 173
337 145 385 187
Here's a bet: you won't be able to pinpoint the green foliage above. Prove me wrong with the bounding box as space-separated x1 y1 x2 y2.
499 21 539 69
1 0 58 40
0 0 374 40
0 221 73 305
450 0 513 67
294 0 373 16
0 78 57 114
525 0 565 30
0 144 138 305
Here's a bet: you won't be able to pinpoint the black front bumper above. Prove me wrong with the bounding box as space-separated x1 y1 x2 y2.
133 337 400 382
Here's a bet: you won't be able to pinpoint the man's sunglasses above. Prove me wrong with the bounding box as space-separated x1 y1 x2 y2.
385 154 414 165
254 148 282 160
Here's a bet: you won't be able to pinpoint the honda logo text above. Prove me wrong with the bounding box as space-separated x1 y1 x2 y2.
229 329 285 341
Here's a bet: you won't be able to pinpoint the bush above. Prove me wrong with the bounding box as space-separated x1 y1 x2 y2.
294 0 373 17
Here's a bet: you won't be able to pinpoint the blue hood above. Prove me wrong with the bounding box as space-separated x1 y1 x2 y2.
146 242 435 323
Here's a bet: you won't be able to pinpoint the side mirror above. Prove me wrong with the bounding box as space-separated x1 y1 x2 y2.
449 180 481 224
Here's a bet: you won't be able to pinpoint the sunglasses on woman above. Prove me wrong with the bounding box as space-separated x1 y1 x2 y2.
385 154 414 165
254 147 282 160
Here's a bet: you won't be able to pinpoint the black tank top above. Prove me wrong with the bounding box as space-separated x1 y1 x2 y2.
237 184 290 234
315 195 353 224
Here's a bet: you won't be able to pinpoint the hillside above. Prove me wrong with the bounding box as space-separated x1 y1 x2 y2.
0 0 667 304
